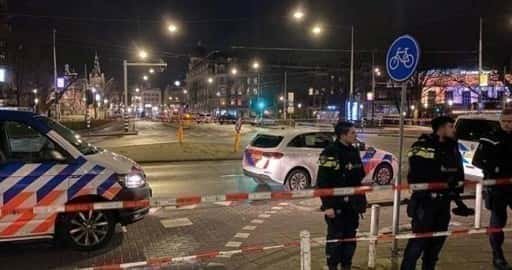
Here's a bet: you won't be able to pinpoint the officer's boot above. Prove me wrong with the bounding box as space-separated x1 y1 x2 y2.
493 251 512 270
340 265 351 270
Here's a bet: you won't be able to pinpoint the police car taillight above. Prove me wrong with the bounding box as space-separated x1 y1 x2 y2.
262 152 284 159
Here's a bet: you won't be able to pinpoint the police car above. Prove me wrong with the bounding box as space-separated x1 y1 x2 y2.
242 129 398 190
455 113 501 181
0 110 151 250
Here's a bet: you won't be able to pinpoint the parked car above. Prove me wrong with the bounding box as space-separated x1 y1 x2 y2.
242 128 398 190
197 113 214 123
455 113 502 181
0 110 151 250
218 114 237 124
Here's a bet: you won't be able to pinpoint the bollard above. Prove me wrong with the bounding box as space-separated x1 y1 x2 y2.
300 230 311 270
474 182 483 229
123 113 129 132
234 132 241 152
368 204 381 269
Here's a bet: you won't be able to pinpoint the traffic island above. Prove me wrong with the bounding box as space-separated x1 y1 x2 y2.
108 142 244 163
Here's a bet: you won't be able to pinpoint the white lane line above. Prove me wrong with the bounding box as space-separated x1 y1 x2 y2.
225 241 242 248
160 218 193 229
251 219 264 224
220 174 246 178
234 233 250 239
242 225 257 231
265 211 277 214
279 202 289 206
258 214 271 218
214 201 233 206
271 207 283 210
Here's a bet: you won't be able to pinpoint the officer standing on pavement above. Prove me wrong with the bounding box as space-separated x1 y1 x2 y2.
473 108 512 270
317 121 367 270
401 116 472 270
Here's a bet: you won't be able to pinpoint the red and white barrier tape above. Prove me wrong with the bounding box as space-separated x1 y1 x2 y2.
0 200 149 216
80 241 300 270
81 226 512 270
151 178 512 208
2 178 511 215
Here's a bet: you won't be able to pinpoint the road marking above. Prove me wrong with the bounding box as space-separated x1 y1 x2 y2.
271 206 283 210
242 225 257 231
214 201 233 206
234 233 250 239
279 202 289 206
258 214 271 218
225 241 242 248
251 219 264 224
220 174 246 178
160 218 193 229
265 211 277 214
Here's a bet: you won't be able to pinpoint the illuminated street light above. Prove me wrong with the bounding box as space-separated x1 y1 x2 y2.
298 103 303 109
174 80 181 87
168 96 173 101
252 61 260 70
367 92 374 101
34 98 39 104
448 99 454 107
507 97 512 103
292 9 305 21
207 77 214 84
410 105 416 110
104 99 109 104
33 89 38 94
423 103 429 109
143 75 149 81
183 89 188 94
91 87 97 93
149 68 155 74
167 23 178 33
279 96 285 101
231 68 238 75
95 94 101 102
216 91 221 97
311 24 322 36
138 49 148 60
135 88 140 93
374 67 380 73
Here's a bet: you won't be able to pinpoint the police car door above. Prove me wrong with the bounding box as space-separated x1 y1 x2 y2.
295 132 334 186
0 121 77 238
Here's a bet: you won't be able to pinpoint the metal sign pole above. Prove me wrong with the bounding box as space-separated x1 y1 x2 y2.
391 82 407 257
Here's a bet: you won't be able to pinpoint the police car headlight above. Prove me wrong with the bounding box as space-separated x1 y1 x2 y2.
120 170 146 188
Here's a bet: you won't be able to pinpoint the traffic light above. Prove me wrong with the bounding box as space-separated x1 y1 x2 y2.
257 100 266 111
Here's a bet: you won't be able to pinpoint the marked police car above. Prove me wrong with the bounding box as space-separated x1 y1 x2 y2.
0 110 151 250
242 129 398 190
455 113 501 181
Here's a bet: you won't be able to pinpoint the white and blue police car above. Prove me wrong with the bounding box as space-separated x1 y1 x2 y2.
0 110 151 250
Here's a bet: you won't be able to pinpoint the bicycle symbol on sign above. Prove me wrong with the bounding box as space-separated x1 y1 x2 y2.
389 47 415 70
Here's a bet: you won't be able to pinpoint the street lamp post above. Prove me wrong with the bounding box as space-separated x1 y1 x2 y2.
207 77 214 112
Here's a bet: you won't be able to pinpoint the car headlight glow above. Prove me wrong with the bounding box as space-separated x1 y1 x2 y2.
119 167 146 188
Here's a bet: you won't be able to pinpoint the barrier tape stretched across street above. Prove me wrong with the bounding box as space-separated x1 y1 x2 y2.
1 178 511 215
80 226 512 270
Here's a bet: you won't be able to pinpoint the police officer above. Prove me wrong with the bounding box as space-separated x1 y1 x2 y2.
472 108 512 270
401 116 472 270
317 121 367 270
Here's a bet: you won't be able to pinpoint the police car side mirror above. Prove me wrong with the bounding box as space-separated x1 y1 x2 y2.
45 149 67 163
357 142 367 151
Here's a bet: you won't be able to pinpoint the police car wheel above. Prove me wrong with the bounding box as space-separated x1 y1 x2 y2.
59 210 115 251
286 169 311 191
373 163 393 185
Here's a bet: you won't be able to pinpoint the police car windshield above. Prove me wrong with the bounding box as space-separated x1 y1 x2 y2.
43 118 99 155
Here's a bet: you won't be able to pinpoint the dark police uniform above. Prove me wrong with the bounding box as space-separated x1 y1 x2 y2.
472 128 512 268
401 134 464 270
317 140 367 270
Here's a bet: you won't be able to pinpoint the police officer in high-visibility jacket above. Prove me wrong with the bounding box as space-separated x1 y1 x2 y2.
317 121 367 270
473 108 512 270
401 116 473 270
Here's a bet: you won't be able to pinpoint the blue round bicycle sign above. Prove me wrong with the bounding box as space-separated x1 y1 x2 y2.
386 35 420 82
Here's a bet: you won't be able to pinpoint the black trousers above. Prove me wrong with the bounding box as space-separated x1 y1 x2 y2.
401 193 451 270
488 191 512 259
325 206 359 268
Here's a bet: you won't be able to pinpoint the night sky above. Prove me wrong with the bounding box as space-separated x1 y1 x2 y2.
6 0 512 89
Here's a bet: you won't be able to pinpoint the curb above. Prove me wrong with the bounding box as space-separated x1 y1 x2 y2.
136 156 243 164
82 131 139 137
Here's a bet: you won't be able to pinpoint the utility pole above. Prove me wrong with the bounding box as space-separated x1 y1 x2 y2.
349 25 355 101
52 29 58 120
371 51 376 122
283 71 287 120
